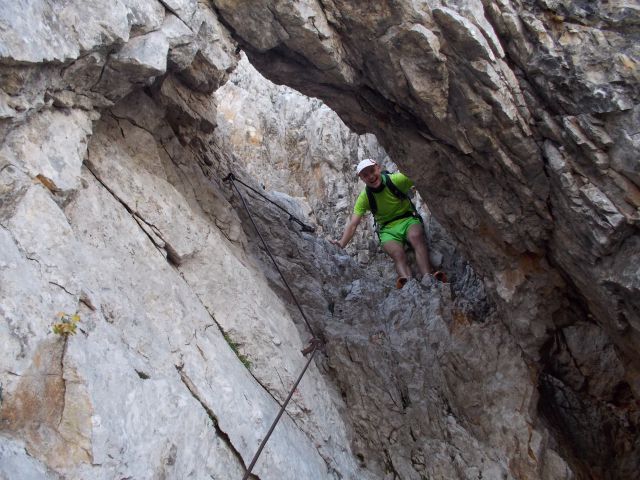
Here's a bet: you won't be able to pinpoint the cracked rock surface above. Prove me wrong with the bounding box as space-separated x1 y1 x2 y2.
1 1 639 479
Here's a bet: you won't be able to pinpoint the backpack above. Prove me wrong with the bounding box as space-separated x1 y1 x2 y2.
365 172 423 231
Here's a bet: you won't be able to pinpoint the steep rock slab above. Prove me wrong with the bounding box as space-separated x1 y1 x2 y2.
89 92 372 478
0 99 365 478
0 151 245 477
1 1 364 477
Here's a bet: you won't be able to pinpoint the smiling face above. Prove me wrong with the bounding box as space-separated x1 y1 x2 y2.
358 163 382 188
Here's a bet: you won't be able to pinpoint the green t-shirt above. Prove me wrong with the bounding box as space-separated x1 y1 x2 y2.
353 172 414 225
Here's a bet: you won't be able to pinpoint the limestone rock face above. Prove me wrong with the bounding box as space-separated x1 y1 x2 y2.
0 1 638 480
212 2 640 476
0 50 365 480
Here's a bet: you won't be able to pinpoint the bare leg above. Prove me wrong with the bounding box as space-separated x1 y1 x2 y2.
383 240 411 279
407 223 432 276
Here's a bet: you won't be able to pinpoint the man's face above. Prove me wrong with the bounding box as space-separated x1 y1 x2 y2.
358 164 382 188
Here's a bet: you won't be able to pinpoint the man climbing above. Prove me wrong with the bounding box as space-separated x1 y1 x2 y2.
331 159 445 288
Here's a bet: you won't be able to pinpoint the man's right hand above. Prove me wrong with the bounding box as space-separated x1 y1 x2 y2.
331 214 361 250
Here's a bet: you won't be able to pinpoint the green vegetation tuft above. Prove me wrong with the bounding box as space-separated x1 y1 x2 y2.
223 331 252 370
52 312 80 336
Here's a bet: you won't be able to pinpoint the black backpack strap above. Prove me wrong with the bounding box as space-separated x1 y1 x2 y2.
366 173 396 215
365 185 378 215
383 174 407 200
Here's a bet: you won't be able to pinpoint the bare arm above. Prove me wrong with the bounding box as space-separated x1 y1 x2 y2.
331 214 363 248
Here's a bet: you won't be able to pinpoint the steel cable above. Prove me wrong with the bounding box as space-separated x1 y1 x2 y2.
227 173 316 233
241 347 318 480
226 173 317 339
224 172 321 479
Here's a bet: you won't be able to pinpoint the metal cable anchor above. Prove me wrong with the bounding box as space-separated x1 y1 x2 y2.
300 337 323 356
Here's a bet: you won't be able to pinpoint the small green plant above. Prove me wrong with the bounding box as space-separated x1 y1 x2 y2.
52 312 80 336
223 331 252 370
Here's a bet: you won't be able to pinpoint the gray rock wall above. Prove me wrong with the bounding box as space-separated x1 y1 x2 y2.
212 2 640 477
0 2 365 479
0 1 638 479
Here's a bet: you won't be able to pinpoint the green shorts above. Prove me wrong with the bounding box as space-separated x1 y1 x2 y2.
378 216 423 245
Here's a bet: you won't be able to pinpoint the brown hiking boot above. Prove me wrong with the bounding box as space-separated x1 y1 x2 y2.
433 271 448 283
396 276 409 289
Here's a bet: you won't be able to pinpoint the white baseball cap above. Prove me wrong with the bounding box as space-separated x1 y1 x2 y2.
356 158 377 175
